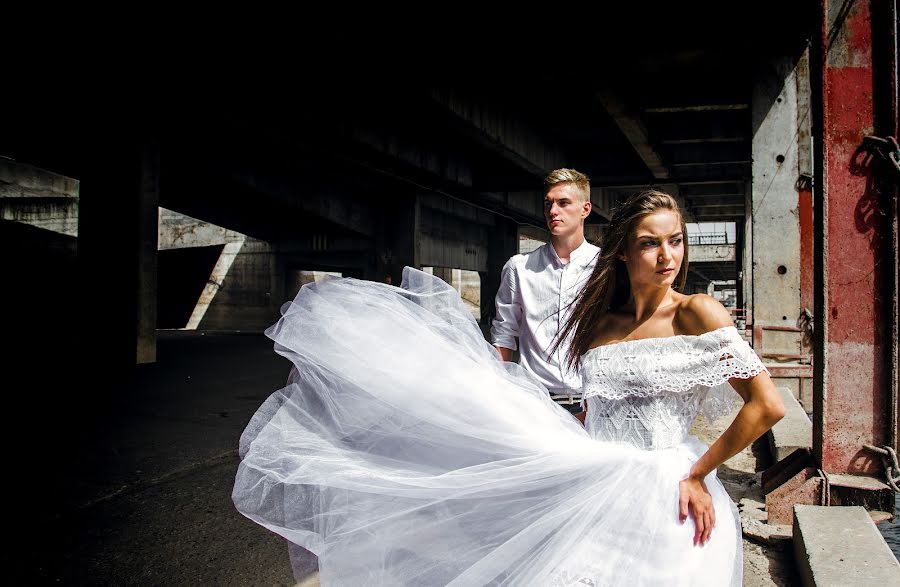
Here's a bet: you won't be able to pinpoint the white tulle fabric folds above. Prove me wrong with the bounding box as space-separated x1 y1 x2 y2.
232 268 745 586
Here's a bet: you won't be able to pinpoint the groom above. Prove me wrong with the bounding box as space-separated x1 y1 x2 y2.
491 168 600 416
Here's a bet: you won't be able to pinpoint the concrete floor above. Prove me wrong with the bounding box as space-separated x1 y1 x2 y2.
14 332 296 585
15 331 797 585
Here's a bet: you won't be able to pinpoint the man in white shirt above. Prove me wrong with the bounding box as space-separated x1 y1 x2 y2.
491 168 600 415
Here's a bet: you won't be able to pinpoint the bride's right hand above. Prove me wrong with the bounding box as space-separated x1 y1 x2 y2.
678 476 715 546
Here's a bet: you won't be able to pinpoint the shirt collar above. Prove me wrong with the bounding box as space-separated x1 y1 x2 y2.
547 239 596 267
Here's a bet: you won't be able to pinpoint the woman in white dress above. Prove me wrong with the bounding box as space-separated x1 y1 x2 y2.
233 190 784 586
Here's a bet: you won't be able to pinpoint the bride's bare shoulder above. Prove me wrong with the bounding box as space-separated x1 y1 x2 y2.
675 294 733 335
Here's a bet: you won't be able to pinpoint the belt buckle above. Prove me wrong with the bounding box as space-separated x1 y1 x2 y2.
551 392 580 405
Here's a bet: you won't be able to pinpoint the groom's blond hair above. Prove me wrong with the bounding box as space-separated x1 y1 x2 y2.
543 168 590 202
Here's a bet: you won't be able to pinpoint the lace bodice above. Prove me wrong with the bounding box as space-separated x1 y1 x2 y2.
581 326 766 450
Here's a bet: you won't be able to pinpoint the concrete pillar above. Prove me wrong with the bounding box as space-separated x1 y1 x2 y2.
742 180 754 326
432 267 454 285
372 192 418 286
136 145 159 363
735 220 745 325
481 217 518 326
811 0 899 474
751 57 800 336
195 238 280 331
751 54 804 355
78 139 159 370
272 247 288 313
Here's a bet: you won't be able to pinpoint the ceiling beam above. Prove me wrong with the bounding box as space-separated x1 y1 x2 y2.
660 137 747 144
690 214 746 221
644 104 749 113
681 183 744 196
671 160 753 167
688 203 745 210
676 179 746 186
428 89 566 177
665 143 749 164
596 90 670 180
688 193 744 201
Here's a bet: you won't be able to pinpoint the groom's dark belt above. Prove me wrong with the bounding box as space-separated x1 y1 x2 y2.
549 392 583 405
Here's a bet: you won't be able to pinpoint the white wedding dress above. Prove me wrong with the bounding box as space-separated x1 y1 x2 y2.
233 268 766 586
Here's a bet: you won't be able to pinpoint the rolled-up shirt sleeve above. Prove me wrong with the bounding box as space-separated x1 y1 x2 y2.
491 259 521 350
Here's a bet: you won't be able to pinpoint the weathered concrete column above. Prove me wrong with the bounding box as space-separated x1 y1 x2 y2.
432 267 454 284
742 180 754 325
751 54 804 356
481 217 518 327
136 145 159 363
373 192 418 286
734 220 745 322
811 0 898 475
78 139 159 370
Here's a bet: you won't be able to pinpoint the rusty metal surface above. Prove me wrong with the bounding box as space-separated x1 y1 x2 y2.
763 448 823 525
766 467 823 525
763 447 815 492
815 0 895 476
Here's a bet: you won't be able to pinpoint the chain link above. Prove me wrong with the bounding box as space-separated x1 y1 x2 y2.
862 135 900 175
862 444 900 492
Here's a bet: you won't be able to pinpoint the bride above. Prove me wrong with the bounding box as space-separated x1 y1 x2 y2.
232 189 784 586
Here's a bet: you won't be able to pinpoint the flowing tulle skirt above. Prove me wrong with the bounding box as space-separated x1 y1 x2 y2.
232 268 741 586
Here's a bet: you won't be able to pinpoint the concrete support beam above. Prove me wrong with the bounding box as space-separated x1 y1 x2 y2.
350 123 476 188
504 191 544 221
226 166 376 238
597 90 670 179
688 204 745 217
418 192 495 226
660 137 746 144
589 187 619 221
644 104 749 113
428 89 566 176
417 193 490 273
0 159 80 236
593 183 688 222
667 143 749 165
158 207 244 250
691 243 736 263
671 164 750 183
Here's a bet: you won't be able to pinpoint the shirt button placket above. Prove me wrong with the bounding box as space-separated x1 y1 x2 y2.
558 265 566 383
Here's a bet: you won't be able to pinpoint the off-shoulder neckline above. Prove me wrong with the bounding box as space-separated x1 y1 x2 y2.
582 325 738 359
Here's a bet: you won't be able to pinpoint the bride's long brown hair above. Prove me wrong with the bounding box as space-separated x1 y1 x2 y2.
552 190 689 371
